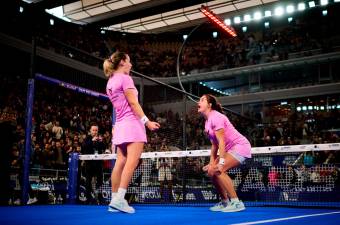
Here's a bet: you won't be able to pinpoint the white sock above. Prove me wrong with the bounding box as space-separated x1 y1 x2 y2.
117 188 127 200
111 192 117 200
230 198 239 203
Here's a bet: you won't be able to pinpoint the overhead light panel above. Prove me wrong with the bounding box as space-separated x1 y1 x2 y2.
286 5 295 13
224 19 231 25
253 12 262 20
297 3 306 11
320 0 328 6
264 10 272 17
264 21 270 28
212 31 218 38
234 16 241 24
244 14 251 22
274 7 284 17
308 1 316 8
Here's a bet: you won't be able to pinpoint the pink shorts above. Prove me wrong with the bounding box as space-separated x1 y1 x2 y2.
227 143 251 164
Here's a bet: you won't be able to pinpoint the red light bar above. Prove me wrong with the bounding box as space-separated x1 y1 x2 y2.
200 5 237 37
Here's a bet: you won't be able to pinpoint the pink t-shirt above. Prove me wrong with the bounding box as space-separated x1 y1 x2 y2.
106 73 138 123
205 110 251 158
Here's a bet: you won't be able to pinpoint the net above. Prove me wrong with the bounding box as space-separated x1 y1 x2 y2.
78 143 340 207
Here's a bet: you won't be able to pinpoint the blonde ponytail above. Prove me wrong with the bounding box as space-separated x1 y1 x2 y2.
103 59 114 78
103 52 127 78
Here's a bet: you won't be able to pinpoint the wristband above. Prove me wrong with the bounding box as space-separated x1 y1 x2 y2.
140 116 149 125
219 158 225 165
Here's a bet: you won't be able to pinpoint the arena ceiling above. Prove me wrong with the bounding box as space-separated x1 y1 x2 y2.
22 0 278 33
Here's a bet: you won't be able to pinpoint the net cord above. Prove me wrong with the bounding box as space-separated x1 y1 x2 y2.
78 143 340 160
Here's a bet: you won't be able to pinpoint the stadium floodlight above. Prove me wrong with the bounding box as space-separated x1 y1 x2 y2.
308 1 316 8
19 6 24 13
320 0 328 6
264 21 270 28
288 17 293 22
322 10 328 16
244 14 251 22
264 10 272 17
183 35 188 40
200 5 237 37
224 19 231 25
212 31 218 38
254 11 262 20
234 16 241 24
242 26 247 32
335 0 340 2
101 30 105 34
274 7 284 16
50 19 54 25
286 5 295 13
297 3 306 11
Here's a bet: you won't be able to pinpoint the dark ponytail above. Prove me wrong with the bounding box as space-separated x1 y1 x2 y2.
204 94 223 113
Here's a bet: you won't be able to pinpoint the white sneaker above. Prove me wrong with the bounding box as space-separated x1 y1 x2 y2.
14 199 21 205
108 206 119 213
27 197 38 205
209 201 229 212
221 201 245 212
109 197 135 214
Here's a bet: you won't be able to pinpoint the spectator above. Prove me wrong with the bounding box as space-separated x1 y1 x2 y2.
81 124 106 204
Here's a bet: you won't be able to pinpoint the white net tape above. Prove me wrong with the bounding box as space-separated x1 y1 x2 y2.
79 143 340 160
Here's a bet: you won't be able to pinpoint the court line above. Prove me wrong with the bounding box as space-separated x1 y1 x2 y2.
230 211 340 225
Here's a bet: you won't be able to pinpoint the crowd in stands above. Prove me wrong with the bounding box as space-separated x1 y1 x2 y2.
36 22 336 78
259 108 340 147
1 75 113 171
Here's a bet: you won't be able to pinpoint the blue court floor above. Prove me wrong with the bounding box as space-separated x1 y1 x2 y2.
1 205 339 225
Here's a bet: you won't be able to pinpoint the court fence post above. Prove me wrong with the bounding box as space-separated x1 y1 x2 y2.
67 152 79 204
22 78 35 205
